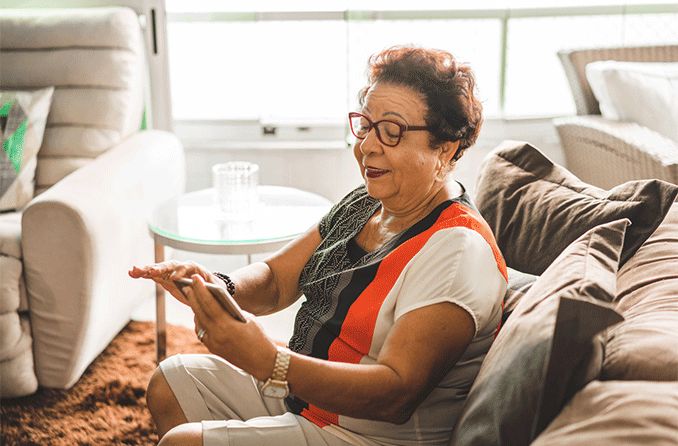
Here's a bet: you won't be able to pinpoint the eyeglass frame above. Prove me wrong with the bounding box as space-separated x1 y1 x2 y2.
348 112 431 147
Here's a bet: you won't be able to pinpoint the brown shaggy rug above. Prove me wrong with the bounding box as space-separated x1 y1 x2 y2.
1 321 208 446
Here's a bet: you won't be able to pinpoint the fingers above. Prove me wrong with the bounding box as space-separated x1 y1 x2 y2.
168 261 195 281
128 261 203 280
128 263 171 279
128 265 150 278
183 275 217 325
194 314 201 335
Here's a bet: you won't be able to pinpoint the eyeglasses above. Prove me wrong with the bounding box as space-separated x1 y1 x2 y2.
348 112 431 147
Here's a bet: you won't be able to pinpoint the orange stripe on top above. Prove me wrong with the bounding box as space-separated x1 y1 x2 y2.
303 202 508 427
300 406 335 427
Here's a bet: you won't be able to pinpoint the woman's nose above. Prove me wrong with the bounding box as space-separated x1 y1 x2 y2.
359 128 382 154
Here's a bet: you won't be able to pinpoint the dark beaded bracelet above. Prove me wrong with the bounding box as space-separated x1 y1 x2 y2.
213 272 236 296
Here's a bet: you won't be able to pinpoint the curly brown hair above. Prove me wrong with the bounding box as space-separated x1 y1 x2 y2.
358 46 483 161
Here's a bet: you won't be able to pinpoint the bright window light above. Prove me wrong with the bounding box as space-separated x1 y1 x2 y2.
165 0 678 137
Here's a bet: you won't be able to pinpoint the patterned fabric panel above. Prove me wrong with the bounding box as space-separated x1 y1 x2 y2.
0 88 53 211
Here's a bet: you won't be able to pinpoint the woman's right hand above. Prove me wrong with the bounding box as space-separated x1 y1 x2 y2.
128 260 218 306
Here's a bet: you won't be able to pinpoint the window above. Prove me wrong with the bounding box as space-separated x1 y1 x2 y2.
166 1 678 144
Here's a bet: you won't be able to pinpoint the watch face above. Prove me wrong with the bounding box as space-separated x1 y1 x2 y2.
263 385 287 398
262 381 289 398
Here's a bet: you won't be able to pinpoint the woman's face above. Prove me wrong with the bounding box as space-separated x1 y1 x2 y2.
353 82 450 209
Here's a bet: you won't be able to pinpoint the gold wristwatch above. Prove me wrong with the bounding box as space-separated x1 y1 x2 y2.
261 346 291 398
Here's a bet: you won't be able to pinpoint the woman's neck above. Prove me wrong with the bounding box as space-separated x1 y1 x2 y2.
376 181 458 233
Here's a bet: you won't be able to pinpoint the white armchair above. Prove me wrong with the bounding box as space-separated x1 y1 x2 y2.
554 45 678 189
0 2 184 395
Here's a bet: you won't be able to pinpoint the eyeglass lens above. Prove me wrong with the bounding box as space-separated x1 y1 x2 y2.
350 114 402 147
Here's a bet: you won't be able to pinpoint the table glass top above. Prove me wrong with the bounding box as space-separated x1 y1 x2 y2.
149 186 332 245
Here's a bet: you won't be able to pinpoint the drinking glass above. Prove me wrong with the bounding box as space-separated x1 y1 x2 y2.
212 162 259 221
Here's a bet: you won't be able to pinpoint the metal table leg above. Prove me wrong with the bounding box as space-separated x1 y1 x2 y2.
155 238 167 364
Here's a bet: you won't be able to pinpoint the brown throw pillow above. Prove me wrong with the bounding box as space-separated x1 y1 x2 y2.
532 380 678 445
603 202 678 381
450 219 627 446
474 140 678 275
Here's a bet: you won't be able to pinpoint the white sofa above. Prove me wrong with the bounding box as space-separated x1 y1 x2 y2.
0 4 184 396
553 45 678 189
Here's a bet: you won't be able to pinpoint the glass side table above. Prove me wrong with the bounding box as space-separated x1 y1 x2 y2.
148 185 332 362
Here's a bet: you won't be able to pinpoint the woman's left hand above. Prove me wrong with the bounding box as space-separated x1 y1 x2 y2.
182 274 278 381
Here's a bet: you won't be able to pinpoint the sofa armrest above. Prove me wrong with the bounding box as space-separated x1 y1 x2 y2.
553 115 678 189
21 130 185 388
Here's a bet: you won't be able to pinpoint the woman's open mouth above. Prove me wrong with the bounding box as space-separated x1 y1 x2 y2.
365 167 390 178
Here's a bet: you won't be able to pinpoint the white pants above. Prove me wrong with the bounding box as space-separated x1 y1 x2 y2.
159 354 356 446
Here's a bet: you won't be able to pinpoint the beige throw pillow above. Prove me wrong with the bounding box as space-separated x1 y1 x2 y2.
586 61 678 142
532 380 678 445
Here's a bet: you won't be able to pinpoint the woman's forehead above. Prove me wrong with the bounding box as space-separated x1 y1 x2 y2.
363 82 427 121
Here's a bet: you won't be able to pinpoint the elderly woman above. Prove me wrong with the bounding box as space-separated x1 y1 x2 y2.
130 46 507 446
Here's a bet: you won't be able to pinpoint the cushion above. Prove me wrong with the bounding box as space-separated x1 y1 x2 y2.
0 313 37 398
450 219 626 446
0 87 53 211
0 210 21 258
503 267 538 324
0 255 25 314
474 140 678 275
0 7 145 191
532 380 678 446
603 202 678 381
586 61 678 142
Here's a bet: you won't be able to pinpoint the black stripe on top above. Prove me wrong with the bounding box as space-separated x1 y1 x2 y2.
285 395 308 415
309 261 379 360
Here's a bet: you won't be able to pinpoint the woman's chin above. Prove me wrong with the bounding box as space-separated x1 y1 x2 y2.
363 181 390 200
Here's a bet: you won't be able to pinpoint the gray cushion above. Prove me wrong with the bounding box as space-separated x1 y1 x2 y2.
503 267 538 324
450 219 626 446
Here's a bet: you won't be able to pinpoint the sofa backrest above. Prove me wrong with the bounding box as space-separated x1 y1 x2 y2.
0 7 144 195
558 45 678 116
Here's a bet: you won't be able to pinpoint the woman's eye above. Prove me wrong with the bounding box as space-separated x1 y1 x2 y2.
381 122 402 141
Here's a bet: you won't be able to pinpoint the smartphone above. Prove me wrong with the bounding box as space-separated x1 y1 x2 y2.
173 277 247 323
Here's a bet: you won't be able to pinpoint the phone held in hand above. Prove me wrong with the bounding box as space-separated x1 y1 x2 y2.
174 278 247 323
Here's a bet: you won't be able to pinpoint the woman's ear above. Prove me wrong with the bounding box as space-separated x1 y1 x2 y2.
438 140 460 165
435 141 460 181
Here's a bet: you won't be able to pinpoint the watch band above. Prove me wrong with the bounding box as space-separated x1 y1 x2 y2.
271 346 291 381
